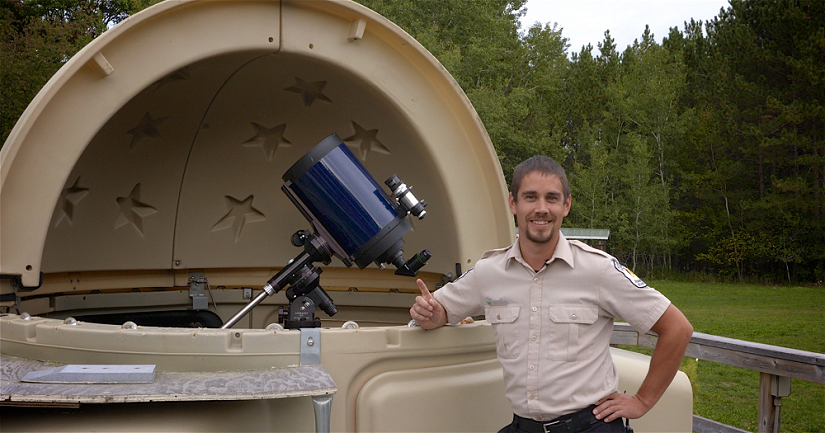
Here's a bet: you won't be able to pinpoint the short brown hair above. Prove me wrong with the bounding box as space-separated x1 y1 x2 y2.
510 156 570 201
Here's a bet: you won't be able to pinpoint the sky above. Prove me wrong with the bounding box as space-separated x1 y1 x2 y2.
519 0 731 54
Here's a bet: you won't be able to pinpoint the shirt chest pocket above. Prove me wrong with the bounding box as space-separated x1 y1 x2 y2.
547 304 599 361
485 305 521 359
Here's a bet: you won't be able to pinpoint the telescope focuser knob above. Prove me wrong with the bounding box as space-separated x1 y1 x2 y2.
291 230 310 247
385 174 427 219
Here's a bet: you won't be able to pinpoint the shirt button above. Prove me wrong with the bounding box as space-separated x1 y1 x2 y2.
529 365 535 370
571 314 578 320
532 306 538 312
533 278 539 283
531 335 537 341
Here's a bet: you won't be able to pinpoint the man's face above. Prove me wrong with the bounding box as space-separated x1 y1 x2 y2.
509 172 571 246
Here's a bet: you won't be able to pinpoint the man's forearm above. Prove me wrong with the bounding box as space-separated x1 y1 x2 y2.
635 304 694 410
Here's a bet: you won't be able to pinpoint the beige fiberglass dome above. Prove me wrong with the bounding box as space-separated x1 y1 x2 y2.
1 0 514 289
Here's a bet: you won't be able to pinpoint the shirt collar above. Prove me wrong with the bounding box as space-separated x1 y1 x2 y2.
552 232 575 268
505 232 575 270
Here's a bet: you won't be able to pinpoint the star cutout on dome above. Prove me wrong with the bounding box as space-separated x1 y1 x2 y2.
242 122 291 161
115 184 157 235
55 177 90 228
127 113 168 151
284 77 333 107
153 67 191 92
343 122 391 161
211 195 266 242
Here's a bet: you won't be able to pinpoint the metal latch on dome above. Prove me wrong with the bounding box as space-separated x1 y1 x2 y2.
188 272 208 310
300 328 321 365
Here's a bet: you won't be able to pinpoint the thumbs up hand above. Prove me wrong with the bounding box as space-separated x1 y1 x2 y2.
410 279 447 330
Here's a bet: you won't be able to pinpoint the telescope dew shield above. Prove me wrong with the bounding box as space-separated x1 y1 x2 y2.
282 134 412 269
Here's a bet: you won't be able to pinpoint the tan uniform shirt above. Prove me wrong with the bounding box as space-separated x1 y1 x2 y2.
433 234 671 421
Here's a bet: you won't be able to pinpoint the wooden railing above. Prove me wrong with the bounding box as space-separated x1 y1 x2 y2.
611 322 825 433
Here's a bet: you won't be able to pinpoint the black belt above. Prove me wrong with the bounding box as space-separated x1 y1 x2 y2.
513 405 601 433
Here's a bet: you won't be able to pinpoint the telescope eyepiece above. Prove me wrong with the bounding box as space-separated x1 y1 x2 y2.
392 249 432 277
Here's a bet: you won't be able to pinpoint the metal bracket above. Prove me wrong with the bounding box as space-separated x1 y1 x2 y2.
6 277 22 313
3 288 20 314
10 272 44 292
300 328 321 365
188 272 208 310
299 328 330 433
770 375 791 397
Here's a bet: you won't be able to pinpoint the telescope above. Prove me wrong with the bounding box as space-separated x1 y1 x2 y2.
221 134 431 329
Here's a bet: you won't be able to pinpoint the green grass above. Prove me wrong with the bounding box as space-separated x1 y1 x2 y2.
642 281 825 433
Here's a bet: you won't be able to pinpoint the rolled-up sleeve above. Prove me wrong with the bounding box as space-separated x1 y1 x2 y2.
433 267 486 324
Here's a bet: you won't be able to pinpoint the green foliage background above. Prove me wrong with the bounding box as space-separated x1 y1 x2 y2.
356 0 825 285
2 0 824 284
645 281 825 432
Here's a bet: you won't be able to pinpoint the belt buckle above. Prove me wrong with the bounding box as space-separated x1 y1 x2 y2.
542 419 561 433
542 418 573 433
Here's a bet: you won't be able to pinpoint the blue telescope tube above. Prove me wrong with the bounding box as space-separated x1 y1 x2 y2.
282 134 410 268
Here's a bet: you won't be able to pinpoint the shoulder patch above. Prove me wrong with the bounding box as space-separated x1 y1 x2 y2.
613 260 648 288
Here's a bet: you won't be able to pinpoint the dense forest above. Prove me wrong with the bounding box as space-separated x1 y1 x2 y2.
2 0 824 284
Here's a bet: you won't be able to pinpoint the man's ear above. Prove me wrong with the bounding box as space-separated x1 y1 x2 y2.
508 192 517 215
563 194 572 216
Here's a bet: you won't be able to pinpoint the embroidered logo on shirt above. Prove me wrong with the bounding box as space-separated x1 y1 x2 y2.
614 260 648 288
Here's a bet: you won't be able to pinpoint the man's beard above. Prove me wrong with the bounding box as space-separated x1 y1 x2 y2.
524 225 555 244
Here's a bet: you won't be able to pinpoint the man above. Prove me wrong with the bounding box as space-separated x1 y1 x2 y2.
410 155 693 433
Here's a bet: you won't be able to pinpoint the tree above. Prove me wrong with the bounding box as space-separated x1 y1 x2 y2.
355 0 575 181
676 0 825 282
1 0 161 144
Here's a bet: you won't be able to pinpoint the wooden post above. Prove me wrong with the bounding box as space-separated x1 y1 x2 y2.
757 372 776 433
758 373 792 433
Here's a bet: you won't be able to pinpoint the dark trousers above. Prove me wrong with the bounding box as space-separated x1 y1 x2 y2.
498 416 626 433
